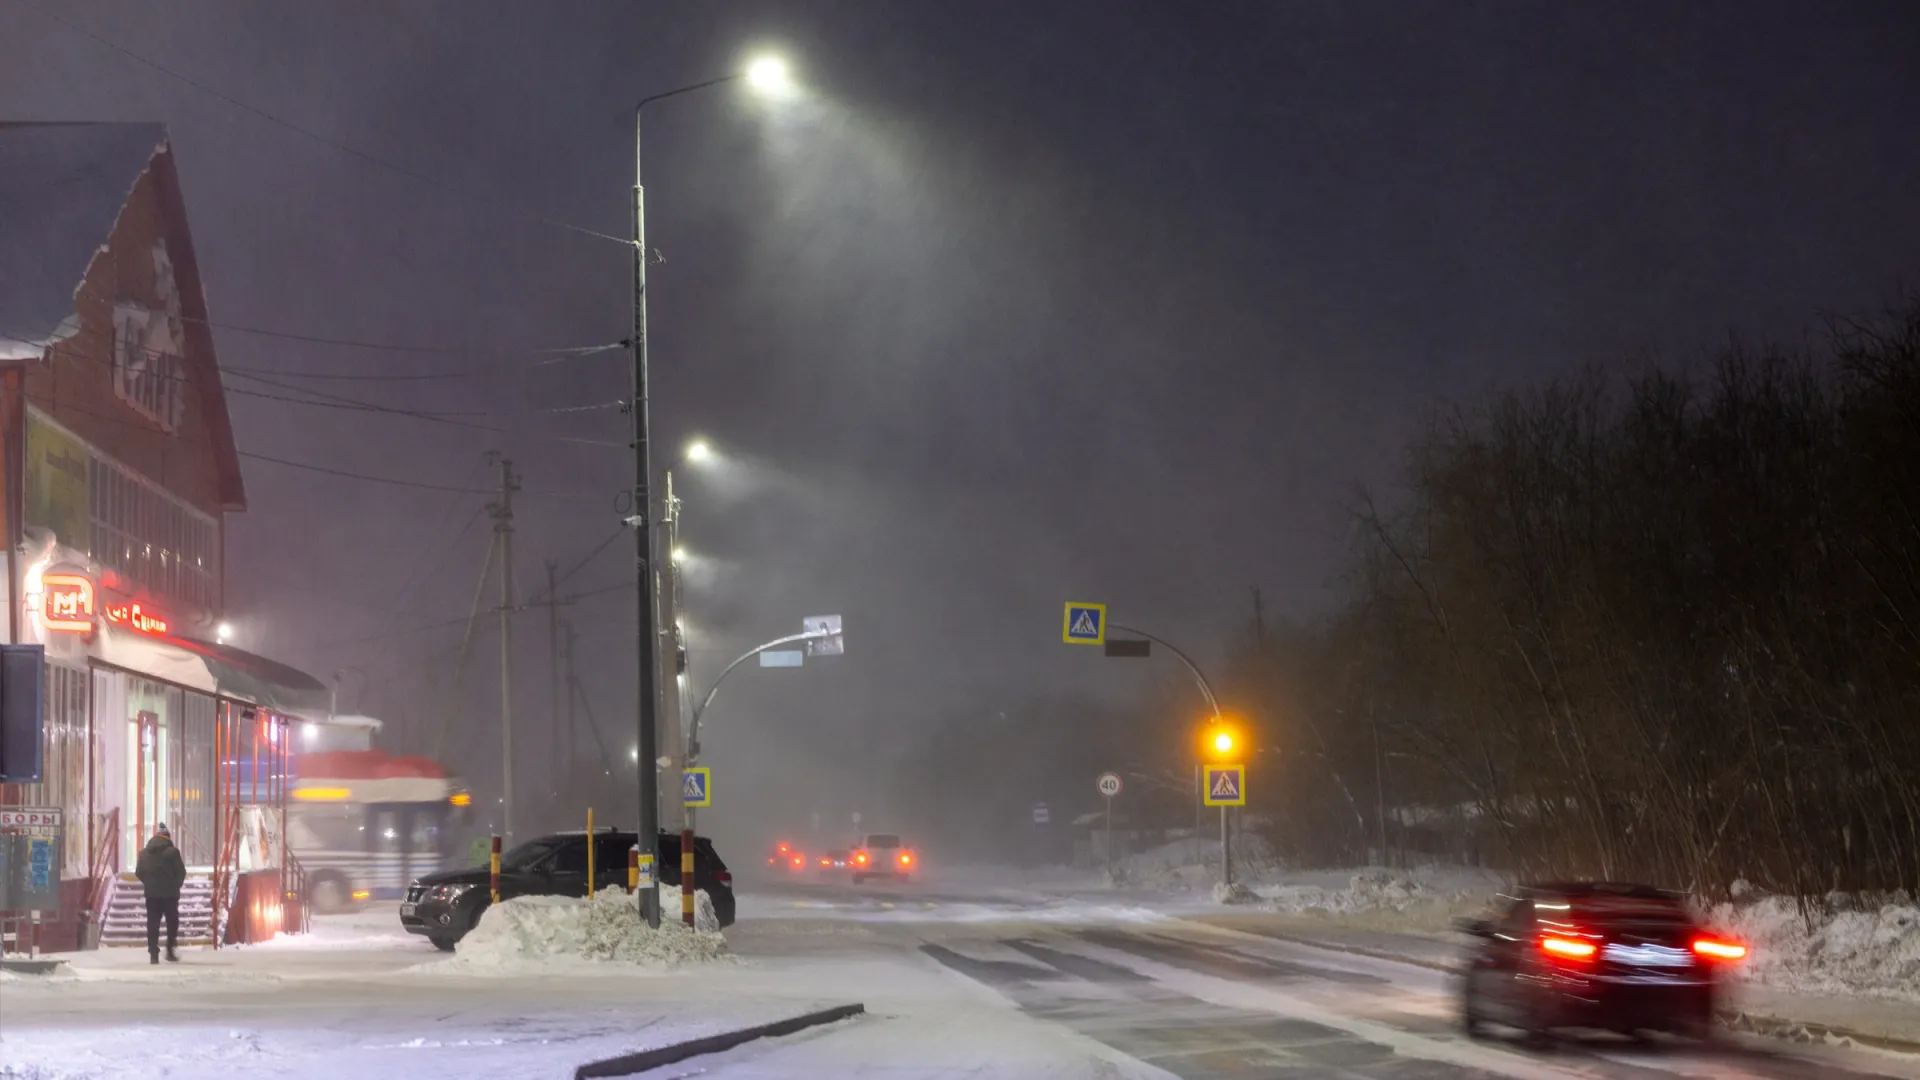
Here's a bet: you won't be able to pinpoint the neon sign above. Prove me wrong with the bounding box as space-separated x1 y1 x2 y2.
104 602 168 636
41 574 96 632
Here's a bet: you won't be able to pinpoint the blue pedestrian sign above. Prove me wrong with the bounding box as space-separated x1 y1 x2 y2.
1062 602 1105 645
683 767 712 808
1203 765 1246 807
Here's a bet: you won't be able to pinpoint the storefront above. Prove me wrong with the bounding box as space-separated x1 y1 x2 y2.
2 549 328 950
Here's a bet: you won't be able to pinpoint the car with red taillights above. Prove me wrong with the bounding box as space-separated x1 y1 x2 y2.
1457 882 1747 1043
849 833 917 883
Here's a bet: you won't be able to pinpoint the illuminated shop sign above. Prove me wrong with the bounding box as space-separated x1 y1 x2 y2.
41 574 95 632
104 601 168 635
39 573 169 637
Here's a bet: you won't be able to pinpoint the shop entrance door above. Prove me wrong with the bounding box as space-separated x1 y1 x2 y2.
126 710 165 866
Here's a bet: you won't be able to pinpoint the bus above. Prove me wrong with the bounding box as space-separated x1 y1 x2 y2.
286 719 471 912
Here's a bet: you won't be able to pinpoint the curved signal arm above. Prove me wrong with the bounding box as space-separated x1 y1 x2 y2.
685 628 833 764
1109 622 1223 721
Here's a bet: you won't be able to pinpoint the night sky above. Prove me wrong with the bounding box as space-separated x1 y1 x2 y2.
4 1 1917 846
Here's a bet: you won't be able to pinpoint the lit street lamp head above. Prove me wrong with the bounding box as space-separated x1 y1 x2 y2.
684 437 714 464
671 547 688 565
746 55 793 96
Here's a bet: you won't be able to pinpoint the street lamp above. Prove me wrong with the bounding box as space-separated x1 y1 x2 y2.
684 438 715 465
630 56 793 928
746 56 793 96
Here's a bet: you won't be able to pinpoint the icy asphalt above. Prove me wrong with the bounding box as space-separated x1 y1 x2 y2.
3 871 1916 1080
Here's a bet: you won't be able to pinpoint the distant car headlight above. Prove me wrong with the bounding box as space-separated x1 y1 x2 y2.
428 883 476 903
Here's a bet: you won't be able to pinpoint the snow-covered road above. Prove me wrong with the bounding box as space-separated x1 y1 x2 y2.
4 878 1916 1079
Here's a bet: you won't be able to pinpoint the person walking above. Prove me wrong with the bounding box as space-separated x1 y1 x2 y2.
135 822 186 964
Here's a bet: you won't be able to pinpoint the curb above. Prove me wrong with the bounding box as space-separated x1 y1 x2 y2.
0 958 68 975
1180 919 1920 1058
573 1003 866 1079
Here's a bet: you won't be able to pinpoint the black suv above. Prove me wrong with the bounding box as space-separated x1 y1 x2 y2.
1458 882 1746 1043
400 829 736 951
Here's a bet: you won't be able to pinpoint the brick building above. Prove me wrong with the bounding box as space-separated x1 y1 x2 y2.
1 123 325 950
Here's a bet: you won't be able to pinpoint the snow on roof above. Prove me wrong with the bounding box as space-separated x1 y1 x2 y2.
0 122 168 359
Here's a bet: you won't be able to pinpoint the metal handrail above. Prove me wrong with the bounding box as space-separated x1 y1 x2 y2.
283 850 312 935
209 805 242 948
83 807 121 922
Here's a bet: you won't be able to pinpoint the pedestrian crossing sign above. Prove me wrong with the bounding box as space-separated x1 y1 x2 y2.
1203 765 1246 807
1063 602 1106 645
683 767 712 807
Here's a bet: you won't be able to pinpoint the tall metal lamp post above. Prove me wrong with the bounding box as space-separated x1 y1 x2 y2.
629 56 791 927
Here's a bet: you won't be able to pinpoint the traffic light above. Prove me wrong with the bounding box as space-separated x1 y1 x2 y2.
1199 721 1243 760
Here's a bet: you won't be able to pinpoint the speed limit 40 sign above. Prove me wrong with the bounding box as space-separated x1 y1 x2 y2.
1096 772 1123 797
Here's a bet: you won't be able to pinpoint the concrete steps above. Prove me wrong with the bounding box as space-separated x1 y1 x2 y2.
100 872 216 949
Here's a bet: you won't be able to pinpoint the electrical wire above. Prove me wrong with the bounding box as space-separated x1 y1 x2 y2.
236 450 501 493
30 4 632 248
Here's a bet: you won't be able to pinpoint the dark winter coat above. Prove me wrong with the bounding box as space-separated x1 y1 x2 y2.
135 835 187 900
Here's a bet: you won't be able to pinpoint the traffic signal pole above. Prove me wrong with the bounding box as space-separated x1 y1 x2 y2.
1106 622 1235 887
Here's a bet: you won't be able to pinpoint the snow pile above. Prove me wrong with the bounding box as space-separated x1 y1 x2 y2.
1212 881 1259 905
1251 868 1498 932
436 887 732 974
1110 834 1281 889
1709 891 1920 1003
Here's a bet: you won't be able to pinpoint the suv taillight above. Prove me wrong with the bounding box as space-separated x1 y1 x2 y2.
715 871 732 887
1540 934 1597 960
1692 937 1746 961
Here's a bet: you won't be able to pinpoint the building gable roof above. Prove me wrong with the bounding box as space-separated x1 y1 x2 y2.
0 122 167 358
0 122 246 510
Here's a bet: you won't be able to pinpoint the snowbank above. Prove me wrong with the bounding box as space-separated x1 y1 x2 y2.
1710 892 1920 1004
432 887 733 975
1249 868 1500 933
1107 834 1282 891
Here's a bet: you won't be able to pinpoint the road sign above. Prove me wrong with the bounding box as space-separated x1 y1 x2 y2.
1032 803 1050 825
1202 765 1246 807
759 650 804 668
1063 602 1105 645
1096 772 1123 797
803 615 844 656
682 767 712 807
0 806 61 912
1104 638 1150 658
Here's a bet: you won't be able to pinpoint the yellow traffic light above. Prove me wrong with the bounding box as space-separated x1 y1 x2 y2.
1200 721 1243 760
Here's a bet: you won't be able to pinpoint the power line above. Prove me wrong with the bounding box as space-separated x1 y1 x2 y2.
30 5 632 248
530 526 628 605
223 369 501 429
237 448 606 500
237 450 502 493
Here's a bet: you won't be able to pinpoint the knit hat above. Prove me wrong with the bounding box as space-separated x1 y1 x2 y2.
155 823 170 837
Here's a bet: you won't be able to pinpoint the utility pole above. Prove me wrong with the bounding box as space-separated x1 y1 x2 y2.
631 108 663 929
490 454 520 846
547 559 562 800
1250 586 1266 652
562 620 579 802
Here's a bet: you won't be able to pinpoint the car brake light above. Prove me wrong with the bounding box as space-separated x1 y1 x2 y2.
819 857 831 867
1540 935 1597 960
899 852 913 866
715 871 731 886
791 855 803 868
1692 937 1747 961
854 852 868 865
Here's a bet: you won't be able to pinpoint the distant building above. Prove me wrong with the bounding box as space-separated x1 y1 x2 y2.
0 123 327 950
